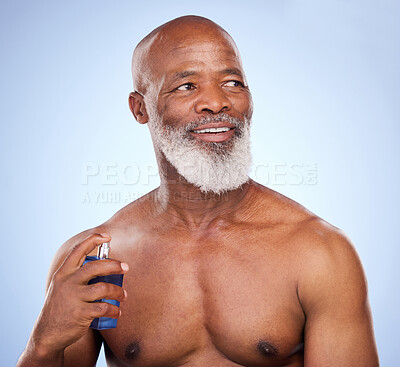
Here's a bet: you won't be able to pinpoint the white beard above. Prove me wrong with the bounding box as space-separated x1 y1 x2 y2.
148 110 252 195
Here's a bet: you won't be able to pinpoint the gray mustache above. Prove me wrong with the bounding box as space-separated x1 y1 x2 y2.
183 113 245 132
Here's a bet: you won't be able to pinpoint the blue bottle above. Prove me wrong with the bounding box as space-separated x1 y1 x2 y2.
83 242 124 330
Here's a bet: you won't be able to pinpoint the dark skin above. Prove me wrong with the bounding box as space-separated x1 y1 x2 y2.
17 16 379 367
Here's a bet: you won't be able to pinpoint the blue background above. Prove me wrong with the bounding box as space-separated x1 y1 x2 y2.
1 1 398 366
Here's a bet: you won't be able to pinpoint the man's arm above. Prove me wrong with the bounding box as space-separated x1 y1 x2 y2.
298 225 379 366
17 231 128 367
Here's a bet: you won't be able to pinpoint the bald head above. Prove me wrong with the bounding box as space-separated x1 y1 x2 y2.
131 16 241 95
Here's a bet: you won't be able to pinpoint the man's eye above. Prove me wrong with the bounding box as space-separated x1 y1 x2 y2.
176 83 195 91
224 80 244 87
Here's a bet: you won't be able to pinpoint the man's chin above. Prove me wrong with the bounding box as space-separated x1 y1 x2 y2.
175 157 251 196
186 138 237 158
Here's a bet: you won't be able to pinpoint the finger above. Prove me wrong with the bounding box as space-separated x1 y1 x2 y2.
83 282 127 302
63 233 111 270
89 301 120 320
78 259 129 283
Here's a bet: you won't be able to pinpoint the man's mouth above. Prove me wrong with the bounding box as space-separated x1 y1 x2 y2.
192 126 233 134
190 122 236 142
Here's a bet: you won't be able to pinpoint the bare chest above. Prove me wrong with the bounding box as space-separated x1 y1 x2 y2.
101 233 305 366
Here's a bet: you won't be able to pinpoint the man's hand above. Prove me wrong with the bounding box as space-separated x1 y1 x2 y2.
18 233 129 365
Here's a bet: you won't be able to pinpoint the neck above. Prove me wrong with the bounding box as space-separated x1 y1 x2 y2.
153 167 253 230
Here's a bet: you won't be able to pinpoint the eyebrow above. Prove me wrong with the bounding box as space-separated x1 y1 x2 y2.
169 67 244 84
220 68 244 78
170 70 198 83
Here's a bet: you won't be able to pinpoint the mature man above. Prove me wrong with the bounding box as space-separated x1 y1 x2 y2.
18 15 379 367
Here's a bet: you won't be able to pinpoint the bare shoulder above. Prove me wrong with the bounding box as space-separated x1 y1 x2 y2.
101 188 158 230
252 181 360 255
248 180 319 225
296 218 369 318
46 228 103 289
258 185 369 317
251 181 367 301
295 216 363 278
47 189 157 288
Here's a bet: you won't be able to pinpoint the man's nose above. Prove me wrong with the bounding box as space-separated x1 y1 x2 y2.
194 84 232 114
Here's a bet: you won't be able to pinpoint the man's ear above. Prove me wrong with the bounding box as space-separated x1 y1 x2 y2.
129 92 149 124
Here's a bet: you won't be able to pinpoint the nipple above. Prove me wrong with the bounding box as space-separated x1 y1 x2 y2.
257 340 278 357
125 341 141 360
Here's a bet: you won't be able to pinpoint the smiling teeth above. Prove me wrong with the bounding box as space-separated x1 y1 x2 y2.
193 127 232 133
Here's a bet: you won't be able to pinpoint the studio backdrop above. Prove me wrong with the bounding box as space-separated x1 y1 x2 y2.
0 1 398 366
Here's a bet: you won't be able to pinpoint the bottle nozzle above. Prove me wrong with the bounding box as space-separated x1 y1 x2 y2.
97 242 110 259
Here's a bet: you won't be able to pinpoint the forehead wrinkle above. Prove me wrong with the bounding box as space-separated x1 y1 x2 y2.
165 38 239 57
